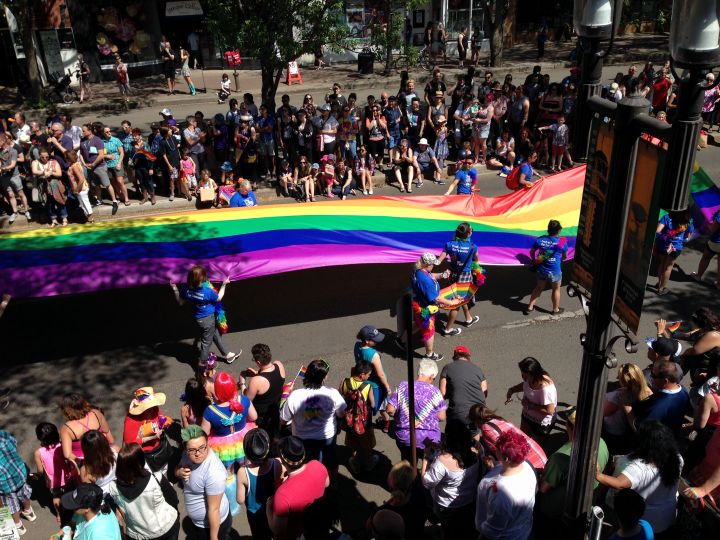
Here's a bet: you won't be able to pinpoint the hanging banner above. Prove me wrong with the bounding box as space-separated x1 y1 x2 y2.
571 117 614 295
614 139 665 334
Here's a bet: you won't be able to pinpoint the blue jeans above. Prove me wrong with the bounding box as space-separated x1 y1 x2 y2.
46 199 67 221
331 178 357 198
302 435 338 471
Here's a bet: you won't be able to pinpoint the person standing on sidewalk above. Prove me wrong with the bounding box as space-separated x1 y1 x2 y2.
80 123 119 215
161 41 177 95
0 430 37 536
188 30 202 69
179 47 196 96
524 219 568 315
101 126 130 207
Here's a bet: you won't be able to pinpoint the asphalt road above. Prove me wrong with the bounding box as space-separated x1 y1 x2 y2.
4 64 720 538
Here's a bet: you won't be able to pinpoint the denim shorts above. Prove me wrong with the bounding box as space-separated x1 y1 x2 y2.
387 133 400 149
537 270 562 284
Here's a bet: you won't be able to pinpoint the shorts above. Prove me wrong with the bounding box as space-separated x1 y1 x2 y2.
1 174 22 193
418 162 437 178
412 300 436 345
451 270 474 284
0 482 32 513
551 144 566 157
707 240 720 254
107 166 125 181
258 139 275 157
90 167 111 188
387 133 400 149
537 270 562 284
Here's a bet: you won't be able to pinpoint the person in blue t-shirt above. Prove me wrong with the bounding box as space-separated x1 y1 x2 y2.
171 265 241 365
411 252 454 362
229 179 258 208
525 219 569 315
654 209 694 295
693 209 720 286
444 158 478 195
436 222 480 336
609 489 654 540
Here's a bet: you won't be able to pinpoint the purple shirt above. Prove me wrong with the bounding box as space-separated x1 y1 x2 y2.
389 380 446 448
80 135 106 169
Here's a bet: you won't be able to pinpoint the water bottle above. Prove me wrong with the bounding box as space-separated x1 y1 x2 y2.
62 525 73 539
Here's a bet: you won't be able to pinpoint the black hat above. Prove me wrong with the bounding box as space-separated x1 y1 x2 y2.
650 337 682 357
61 483 103 511
243 428 270 462
278 436 305 466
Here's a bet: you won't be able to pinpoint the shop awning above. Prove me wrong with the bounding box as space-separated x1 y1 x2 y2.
165 1 203 17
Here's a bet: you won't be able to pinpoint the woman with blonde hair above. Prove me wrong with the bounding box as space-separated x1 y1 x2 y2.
372 461 429 539
602 363 653 454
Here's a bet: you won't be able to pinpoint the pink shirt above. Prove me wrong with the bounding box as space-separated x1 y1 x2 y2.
39 443 75 489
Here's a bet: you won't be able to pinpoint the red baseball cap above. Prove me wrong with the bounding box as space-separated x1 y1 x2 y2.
454 345 471 356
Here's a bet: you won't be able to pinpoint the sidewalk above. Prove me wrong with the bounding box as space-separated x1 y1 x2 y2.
0 33 670 115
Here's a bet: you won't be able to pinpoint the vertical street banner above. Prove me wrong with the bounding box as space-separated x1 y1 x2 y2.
572 118 614 295
614 140 665 335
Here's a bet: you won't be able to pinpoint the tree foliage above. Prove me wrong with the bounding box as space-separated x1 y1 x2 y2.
204 0 350 110
482 0 508 67
2 0 44 101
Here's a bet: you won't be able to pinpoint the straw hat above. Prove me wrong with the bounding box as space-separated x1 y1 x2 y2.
128 387 166 415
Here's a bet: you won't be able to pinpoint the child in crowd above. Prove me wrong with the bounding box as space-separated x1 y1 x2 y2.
319 154 336 198
609 489 654 540
354 325 392 433
538 114 572 172
433 115 449 172
457 140 473 163
197 168 218 208
180 147 197 197
340 363 379 473
195 352 218 402
217 162 235 206
218 73 231 104
32 423 77 523
180 378 209 428
278 159 294 197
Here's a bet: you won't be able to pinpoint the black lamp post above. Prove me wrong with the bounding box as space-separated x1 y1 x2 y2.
572 0 623 161
564 1 720 538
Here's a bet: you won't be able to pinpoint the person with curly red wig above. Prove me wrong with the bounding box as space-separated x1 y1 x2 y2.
201 372 257 469
475 429 536 539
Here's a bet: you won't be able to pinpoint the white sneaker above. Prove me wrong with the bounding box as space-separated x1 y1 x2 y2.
369 189 374 194
363 190 369 195
8 213 17 224
15 523 26 536
20 508 36 522
225 350 241 364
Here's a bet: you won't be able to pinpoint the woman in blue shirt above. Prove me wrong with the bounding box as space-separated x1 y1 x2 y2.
655 210 694 295
412 253 454 362
525 220 568 315
171 265 241 365
437 222 480 336
229 179 258 207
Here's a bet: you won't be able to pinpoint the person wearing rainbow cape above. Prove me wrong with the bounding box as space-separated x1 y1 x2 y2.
436 222 483 336
171 265 241 366
524 219 568 315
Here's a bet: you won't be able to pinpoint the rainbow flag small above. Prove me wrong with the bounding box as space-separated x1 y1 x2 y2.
666 321 683 333
279 365 306 408
297 366 307 378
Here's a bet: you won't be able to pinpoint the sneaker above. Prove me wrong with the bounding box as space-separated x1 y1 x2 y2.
442 327 462 337
15 523 26 536
363 190 369 195
111 201 119 215
369 189 374 194
690 272 702 282
436 180 446 185
348 456 361 474
169 195 174 202
20 509 36 522
8 213 17 224
423 352 444 362
416 181 424 188
463 315 480 327
225 350 242 364
365 454 380 471
24 211 31 221
394 337 406 352
94 200 103 207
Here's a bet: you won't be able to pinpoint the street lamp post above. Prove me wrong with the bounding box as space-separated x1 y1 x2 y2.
564 1 720 538
572 0 622 161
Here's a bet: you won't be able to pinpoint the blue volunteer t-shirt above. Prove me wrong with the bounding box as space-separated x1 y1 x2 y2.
384 108 401 137
229 191 257 207
608 519 654 540
444 239 477 273
455 168 477 194
258 116 275 143
533 235 568 275
412 269 440 307
180 285 219 319
520 162 534 182
710 210 720 243
657 213 694 252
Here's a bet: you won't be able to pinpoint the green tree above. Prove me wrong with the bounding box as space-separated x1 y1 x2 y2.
2 0 44 101
368 0 424 75
482 0 509 67
205 0 349 111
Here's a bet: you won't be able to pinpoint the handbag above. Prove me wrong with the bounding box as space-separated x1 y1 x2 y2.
152 471 180 509
144 433 174 472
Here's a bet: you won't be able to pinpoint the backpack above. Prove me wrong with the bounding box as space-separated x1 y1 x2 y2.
341 378 371 435
505 162 527 190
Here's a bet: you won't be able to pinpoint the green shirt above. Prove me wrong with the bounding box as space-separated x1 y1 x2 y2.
537 438 609 519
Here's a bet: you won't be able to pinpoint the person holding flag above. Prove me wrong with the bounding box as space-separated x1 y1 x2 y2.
436 222 483 336
524 220 568 315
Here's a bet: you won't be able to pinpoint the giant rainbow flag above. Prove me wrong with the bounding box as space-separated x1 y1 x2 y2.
0 166 581 298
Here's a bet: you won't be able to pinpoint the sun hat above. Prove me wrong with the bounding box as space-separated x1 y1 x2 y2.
239 115 252 122
436 114 446 123
320 104 331 112
129 387 166 415
311 163 320 170
243 428 271 462
421 252 439 266
359 325 385 343
418 138 429 145
435 90 444 98
159 108 173 117
221 161 234 172
610 82 619 91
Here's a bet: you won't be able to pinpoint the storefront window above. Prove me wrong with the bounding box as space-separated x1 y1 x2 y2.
90 2 157 65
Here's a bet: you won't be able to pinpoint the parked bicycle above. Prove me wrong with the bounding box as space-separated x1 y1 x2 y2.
43 70 79 104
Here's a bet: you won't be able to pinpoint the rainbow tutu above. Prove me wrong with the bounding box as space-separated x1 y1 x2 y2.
208 422 254 467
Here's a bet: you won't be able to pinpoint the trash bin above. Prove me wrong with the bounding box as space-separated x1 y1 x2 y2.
358 49 374 75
